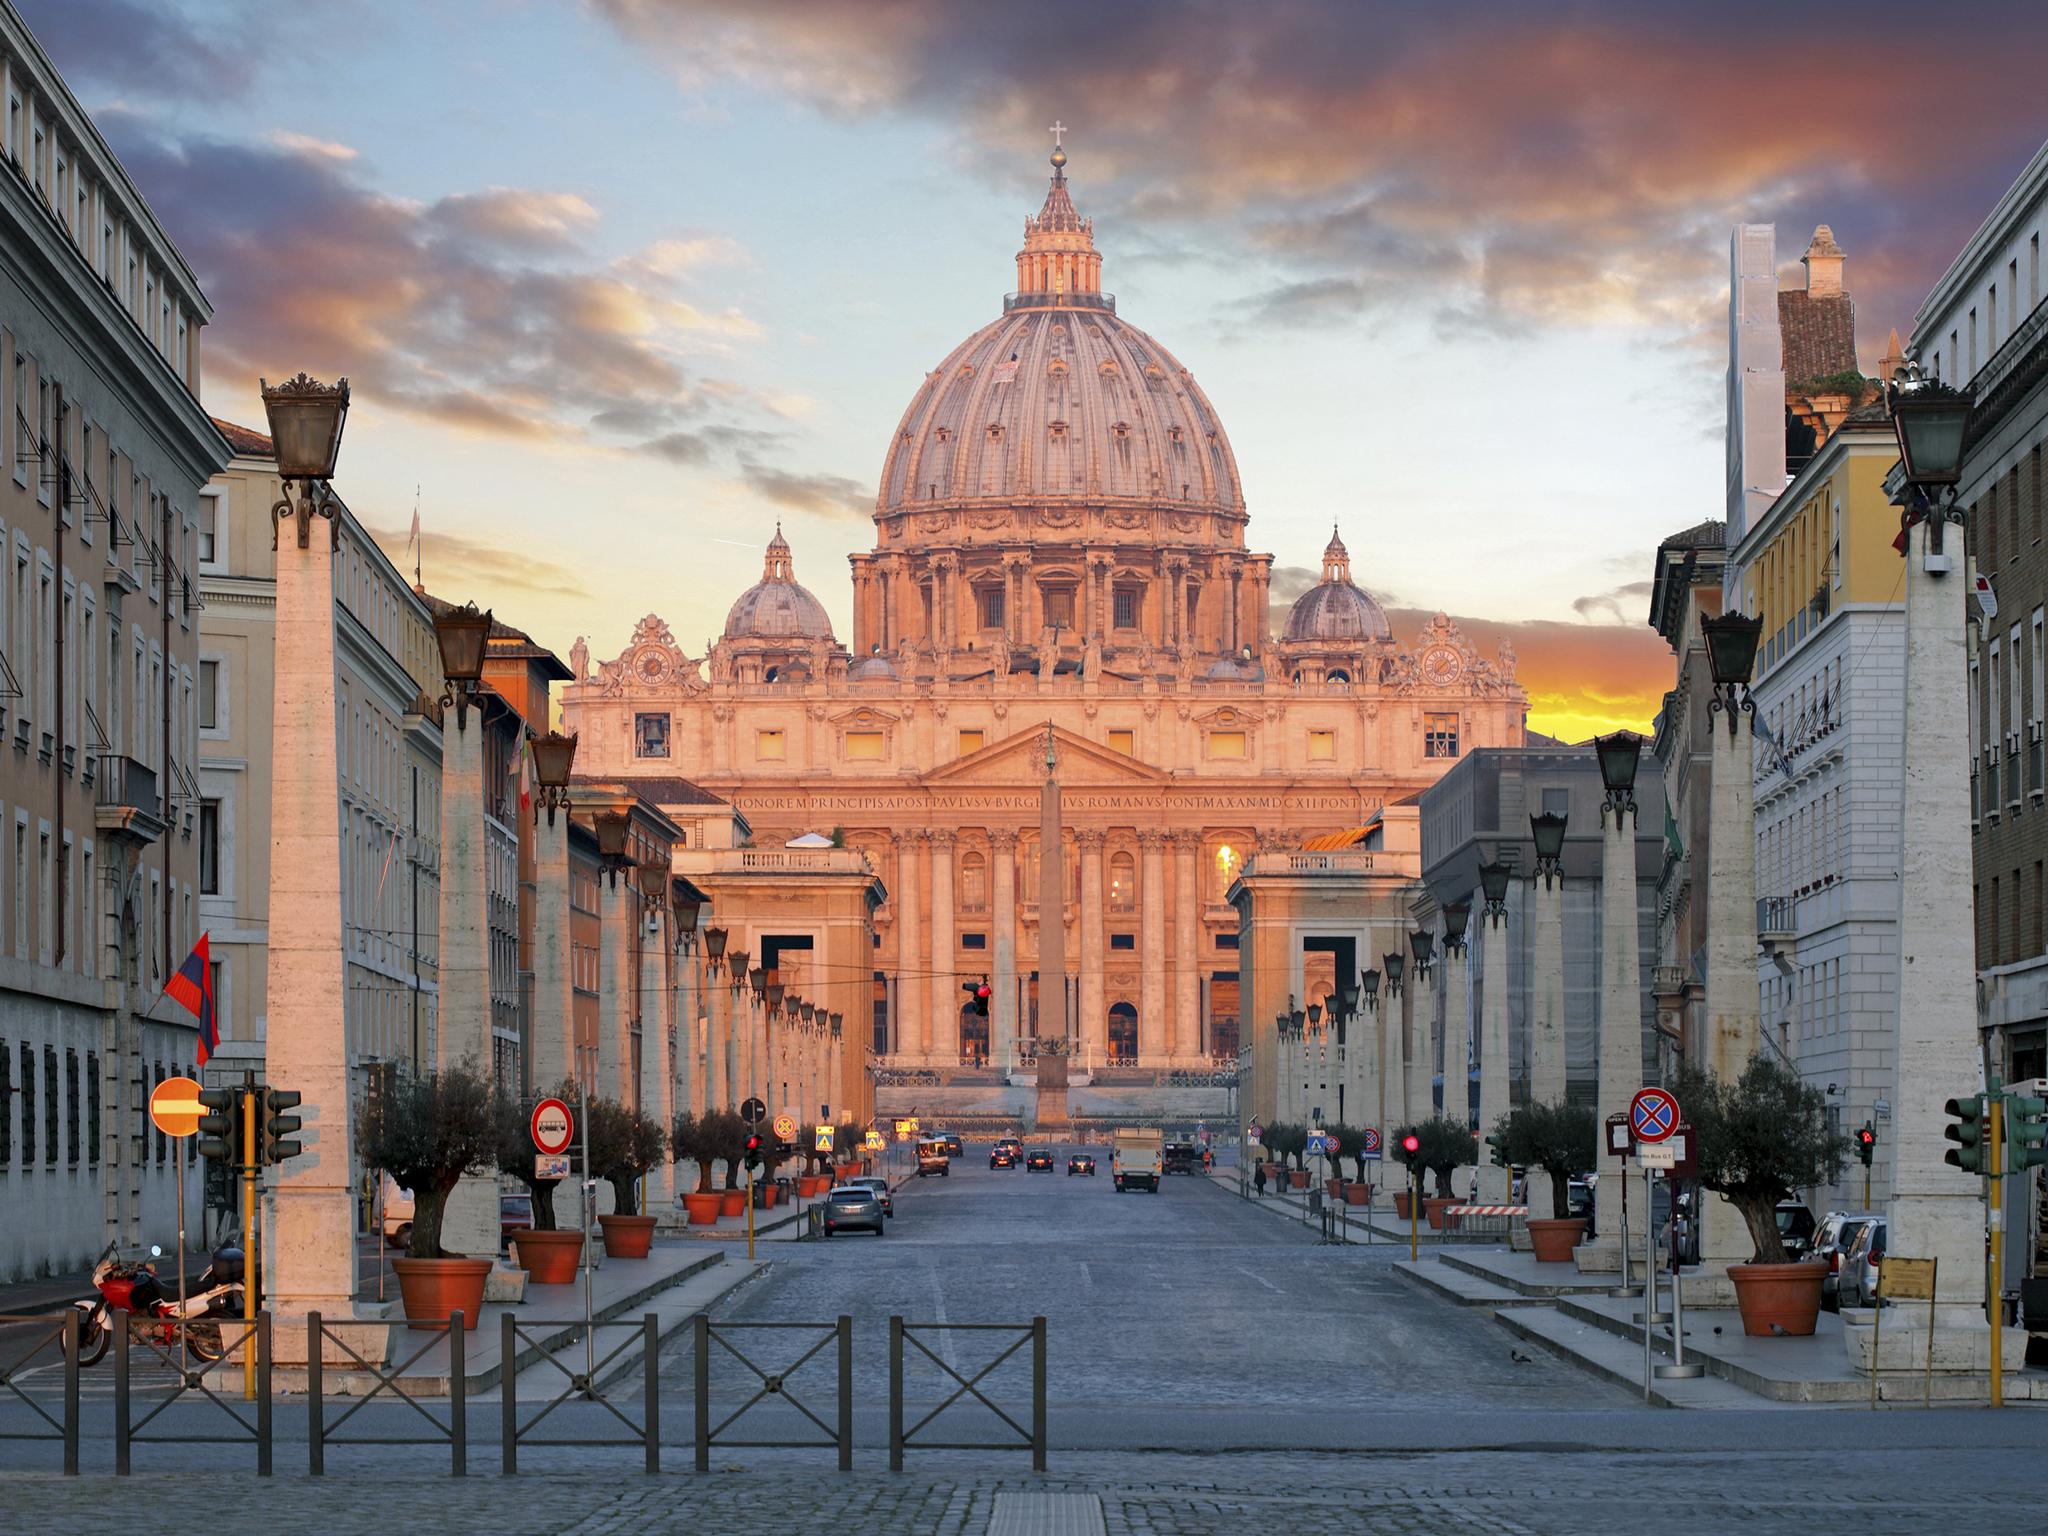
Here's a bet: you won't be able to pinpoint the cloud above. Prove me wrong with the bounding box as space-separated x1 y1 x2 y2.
1384 607 1672 740
1570 579 1657 625
267 130 358 163
428 189 601 250
14 0 266 101
736 461 873 520
363 523 593 602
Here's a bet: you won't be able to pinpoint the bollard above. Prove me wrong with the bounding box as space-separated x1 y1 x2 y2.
449 1312 466 1477
837 1315 853 1472
693 1313 711 1474
256 1312 273 1477
502 1313 518 1475
1032 1316 1048 1473
888 1315 905 1472
643 1314 661 1474
308 1313 325 1475
61 1309 78 1477
113 1316 129 1476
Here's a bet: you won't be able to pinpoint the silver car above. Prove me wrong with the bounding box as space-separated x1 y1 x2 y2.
1811 1211 1876 1310
1838 1216 1889 1309
845 1175 893 1217
821 1184 886 1237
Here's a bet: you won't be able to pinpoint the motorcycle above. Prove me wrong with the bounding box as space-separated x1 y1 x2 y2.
74 1241 249 1367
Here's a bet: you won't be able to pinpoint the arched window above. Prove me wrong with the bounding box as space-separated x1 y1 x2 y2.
959 850 988 912
1109 850 1135 912
1326 669 1350 684
1107 1002 1139 1063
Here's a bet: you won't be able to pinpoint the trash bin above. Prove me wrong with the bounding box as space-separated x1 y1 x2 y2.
807 1206 827 1239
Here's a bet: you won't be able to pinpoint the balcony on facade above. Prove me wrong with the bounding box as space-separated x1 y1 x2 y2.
94 752 164 844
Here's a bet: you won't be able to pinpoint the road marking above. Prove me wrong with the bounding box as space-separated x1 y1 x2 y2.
1234 1264 1283 1295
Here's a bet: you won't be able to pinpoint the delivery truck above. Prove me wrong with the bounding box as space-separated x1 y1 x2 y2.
1112 1127 1163 1193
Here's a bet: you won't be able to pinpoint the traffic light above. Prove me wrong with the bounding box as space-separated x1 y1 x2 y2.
1944 1094 1987 1174
744 1132 763 1172
962 979 992 1017
1855 1122 1876 1168
259 1087 303 1164
1484 1131 1506 1168
2007 1092 2048 1173
197 1086 240 1165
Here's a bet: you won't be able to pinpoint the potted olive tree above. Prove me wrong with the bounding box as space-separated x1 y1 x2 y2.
704 1110 750 1216
1321 1124 1352 1198
495 1084 583 1283
1672 1057 1847 1336
1496 1100 1596 1260
1414 1117 1477 1228
587 1096 668 1257
1257 1121 1289 1187
671 1112 725 1225
358 1064 497 1327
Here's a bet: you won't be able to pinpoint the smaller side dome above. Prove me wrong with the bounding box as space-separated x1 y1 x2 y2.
1281 523 1391 643
723 524 836 642
849 646 899 681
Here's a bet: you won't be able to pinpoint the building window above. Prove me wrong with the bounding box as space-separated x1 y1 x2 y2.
957 730 984 756
1542 786 1570 818
199 799 220 894
197 491 220 566
1308 729 1336 761
1043 587 1075 629
959 851 987 912
1109 932 1136 951
199 659 219 730
1424 713 1459 758
64 1049 78 1166
961 932 987 951
634 712 670 758
843 730 884 760
1215 931 1240 951
19 1043 32 1164
1106 729 1134 755
1107 1001 1138 1061
977 586 1004 629
756 729 786 761
1109 851 1135 911
0 1044 9 1166
1207 730 1246 760
44 1046 58 1166
1113 585 1140 629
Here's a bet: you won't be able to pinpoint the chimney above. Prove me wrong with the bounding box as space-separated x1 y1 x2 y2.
1803 225 1845 299
1878 328 1905 385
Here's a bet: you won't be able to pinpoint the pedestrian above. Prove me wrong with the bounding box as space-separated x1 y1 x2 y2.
1253 1160 1267 1197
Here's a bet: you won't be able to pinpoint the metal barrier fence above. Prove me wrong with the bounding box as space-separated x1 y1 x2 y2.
114 1312 271 1476
889 1316 1045 1472
308 1310 466 1477
693 1314 852 1472
502 1313 660 1475
0 1311 79 1473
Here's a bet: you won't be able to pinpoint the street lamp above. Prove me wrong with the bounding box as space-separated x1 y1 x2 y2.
530 729 578 825
1409 929 1435 979
1887 360 1972 489
1478 859 1512 919
260 372 349 549
1700 611 1763 731
703 926 728 976
432 602 494 729
1530 811 1567 886
1383 952 1405 998
1593 730 1642 816
829 1011 843 1038
766 980 785 1015
1442 902 1470 956
593 809 633 887
1360 968 1380 1011
800 999 816 1027
1288 1006 1305 1030
1306 1001 1323 1027
673 886 703 952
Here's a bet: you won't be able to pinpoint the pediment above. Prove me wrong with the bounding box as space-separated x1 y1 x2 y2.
924 723 1169 786
828 704 902 728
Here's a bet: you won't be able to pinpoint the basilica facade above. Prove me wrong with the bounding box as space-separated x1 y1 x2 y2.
561 145 1528 1078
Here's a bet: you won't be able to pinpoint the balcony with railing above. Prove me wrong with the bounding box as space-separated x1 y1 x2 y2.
1003 290 1116 315
1244 850 1378 877
95 753 165 845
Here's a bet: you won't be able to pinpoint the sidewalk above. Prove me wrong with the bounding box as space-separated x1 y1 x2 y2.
1203 1164 1508 1245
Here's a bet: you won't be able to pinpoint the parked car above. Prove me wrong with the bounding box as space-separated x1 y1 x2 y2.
381 1177 415 1250
1067 1153 1096 1176
1775 1201 1818 1262
820 1185 885 1237
1839 1216 1889 1309
1566 1178 1594 1228
990 1147 1017 1169
1811 1212 1876 1310
844 1175 893 1217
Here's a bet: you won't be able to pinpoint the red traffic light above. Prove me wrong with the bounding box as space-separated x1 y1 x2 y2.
1856 1127 1875 1147
1401 1133 1421 1154
744 1133 762 1152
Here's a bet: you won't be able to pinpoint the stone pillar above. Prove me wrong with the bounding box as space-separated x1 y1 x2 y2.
1139 830 1166 1063
1584 797 1642 1270
597 871 636 1108
1172 832 1200 1064
1474 895 1512 1204
1406 960 1433 1131
1387 972 1409 1132
530 810 574 1095
1526 870 1566 1223
264 508 356 1320
1078 831 1106 1066
703 967 728 1113
893 831 924 1060
1701 703 1759 1268
435 701 498 1261
645 904 678 1213
1885 507 2012 1341
930 830 957 1065
991 830 1018 1073
1442 932 1471 1196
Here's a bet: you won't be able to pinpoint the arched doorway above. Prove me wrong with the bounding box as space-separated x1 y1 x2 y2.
958 1002 990 1067
1107 1001 1139 1064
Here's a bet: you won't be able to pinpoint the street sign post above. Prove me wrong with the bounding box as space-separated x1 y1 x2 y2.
774 1112 799 1143
531 1097 574 1156
1636 1142 1678 1170
1630 1087 1679 1145
535 1153 572 1181
740 1096 767 1126
149 1076 203 1371
864 1130 885 1152
1360 1127 1382 1160
814 1124 835 1153
1247 1119 1263 1146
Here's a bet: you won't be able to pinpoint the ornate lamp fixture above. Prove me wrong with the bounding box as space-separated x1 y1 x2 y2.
1442 902 1471 956
1382 951 1405 998
1409 929 1435 979
1700 612 1763 731
260 372 349 549
1478 860 1512 920
1594 730 1642 818
529 729 577 825
432 602 493 729
829 1011 843 1039
1360 968 1380 1010
766 980 786 1016
1306 1001 1323 1027
672 886 703 951
703 925 728 976
593 809 633 887
1530 811 1567 886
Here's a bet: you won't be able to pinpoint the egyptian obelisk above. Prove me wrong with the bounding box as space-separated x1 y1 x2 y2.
1035 722 1070 1129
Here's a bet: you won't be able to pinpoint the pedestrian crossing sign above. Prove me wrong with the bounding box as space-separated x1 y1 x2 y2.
815 1124 836 1152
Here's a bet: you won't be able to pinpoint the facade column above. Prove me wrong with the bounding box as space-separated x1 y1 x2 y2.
1441 925 1472 1196
929 830 957 1065
1172 832 1200 1064
1701 701 1760 1269
643 894 678 1214
1139 830 1166 1063
1386 966 1409 1133
435 700 498 1260
1474 890 1512 1204
530 810 574 1094
1406 951 1433 1130
1345 994 1379 1149
893 831 924 1060
1078 830 1106 1066
1527 867 1567 1223
265 496 356 1320
1586 792 1643 1269
597 870 635 1109
991 829 1019 1073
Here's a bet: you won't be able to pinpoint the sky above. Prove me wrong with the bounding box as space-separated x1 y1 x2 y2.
20 0 2048 741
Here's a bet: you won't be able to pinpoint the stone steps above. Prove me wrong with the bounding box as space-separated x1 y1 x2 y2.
1495 1305 1773 1410
1437 1248 1624 1300
1391 1257 1547 1308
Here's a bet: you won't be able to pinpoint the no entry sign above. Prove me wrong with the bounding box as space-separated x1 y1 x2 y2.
1629 1087 1679 1145
531 1097 574 1156
149 1076 204 1139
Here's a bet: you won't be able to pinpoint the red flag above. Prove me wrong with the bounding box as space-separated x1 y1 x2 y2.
164 933 218 1065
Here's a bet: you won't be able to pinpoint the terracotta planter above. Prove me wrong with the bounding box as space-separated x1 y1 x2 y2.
598 1213 657 1259
1262 1162 1283 1184
511 1229 584 1284
1425 1197 1454 1231
1344 1182 1371 1206
1730 1260 1828 1337
719 1189 747 1218
761 1182 780 1208
1392 1189 1412 1219
683 1192 723 1226
1527 1216 1587 1263
392 1256 491 1330
1287 1170 1309 1190
1326 1177 1346 1198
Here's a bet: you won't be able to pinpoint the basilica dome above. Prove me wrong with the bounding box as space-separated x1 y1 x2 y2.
723 526 835 642
876 149 1244 523
1281 528 1391 644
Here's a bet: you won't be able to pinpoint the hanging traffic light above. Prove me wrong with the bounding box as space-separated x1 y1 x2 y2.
197 1085 241 1165
1855 1122 1876 1168
962 979 992 1017
259 1087 303 1164
2006 1091 2048 1174
1944 1094 1987 1174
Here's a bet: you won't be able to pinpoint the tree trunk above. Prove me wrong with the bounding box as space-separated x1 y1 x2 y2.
412 1181 453 1259
1737 1196 1787 1264
610 1174 639 1216
1547 1166 1570 1220
695 1159 715 1195
529 1180 559 1232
